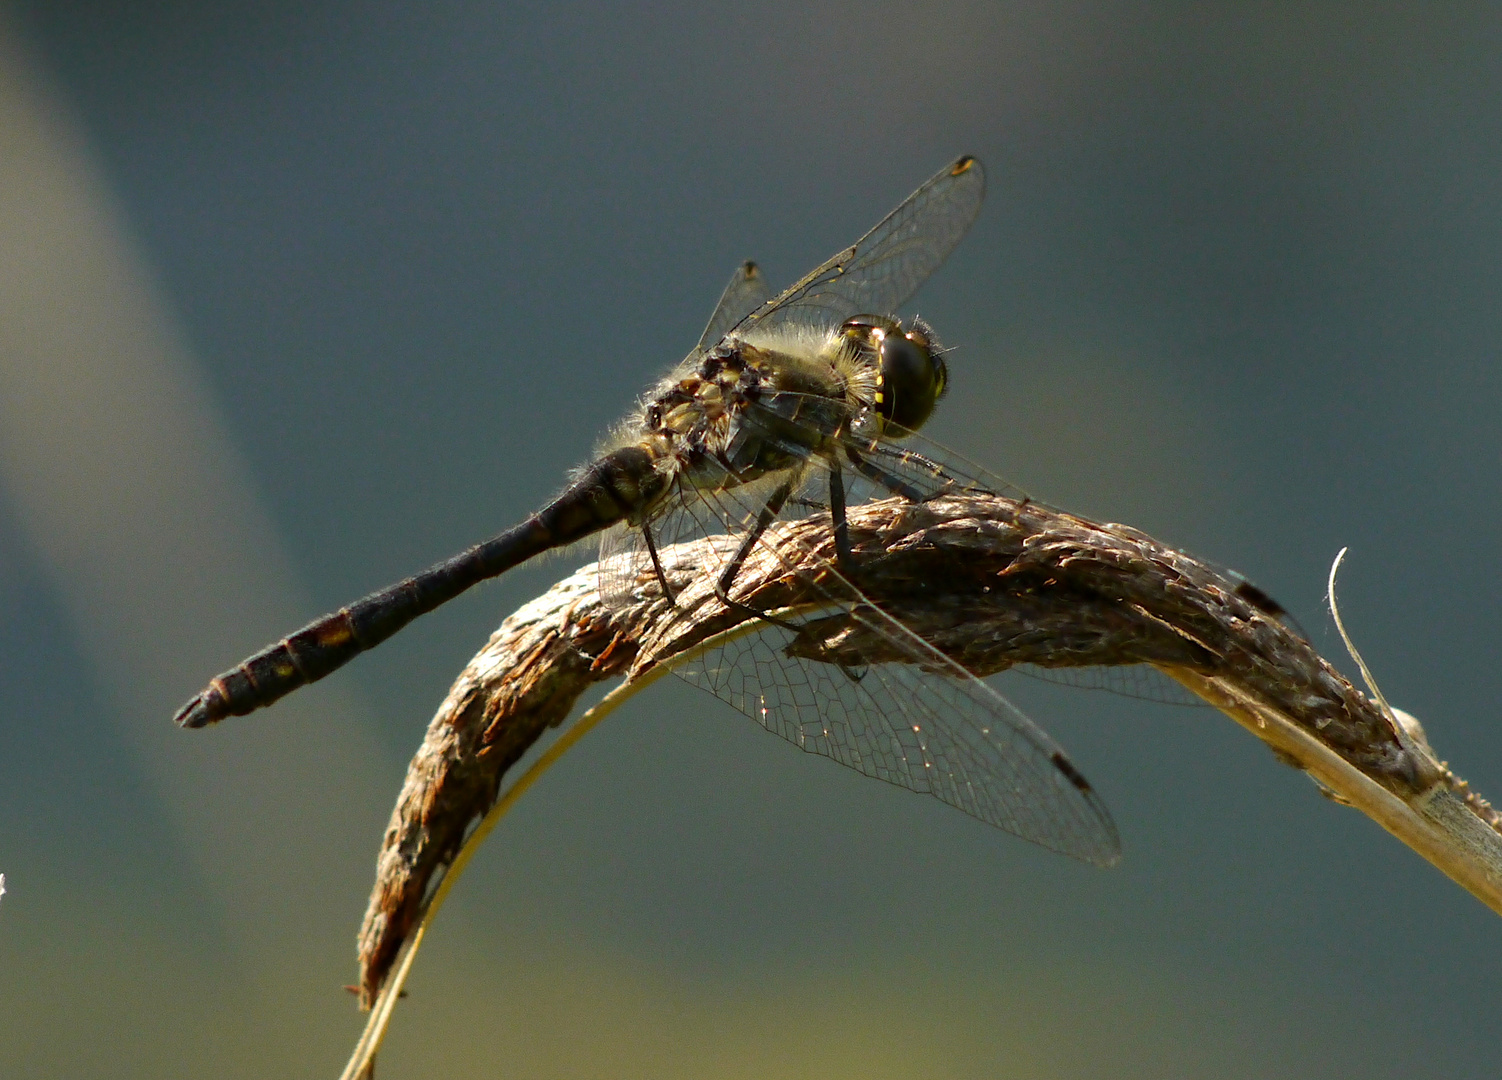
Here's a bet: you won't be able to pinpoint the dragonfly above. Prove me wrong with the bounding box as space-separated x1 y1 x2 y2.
176 155 1133 865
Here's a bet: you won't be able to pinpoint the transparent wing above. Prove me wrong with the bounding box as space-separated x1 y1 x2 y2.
1013 664 1207 707
729 156 986 337
745 390 1298 631
650 470 1120 866
598 521 649 610
697 261 771 353
817 415 1291 702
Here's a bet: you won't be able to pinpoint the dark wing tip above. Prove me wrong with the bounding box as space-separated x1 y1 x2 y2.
1232 579 1288 618
1048 750 1123 867
1049 750 1094 794
741 260 760 276
951 155 979 175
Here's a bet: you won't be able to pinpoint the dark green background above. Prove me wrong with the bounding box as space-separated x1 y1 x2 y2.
2 3 1500 1077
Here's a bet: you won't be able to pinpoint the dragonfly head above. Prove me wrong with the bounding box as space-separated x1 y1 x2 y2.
840 315 948 433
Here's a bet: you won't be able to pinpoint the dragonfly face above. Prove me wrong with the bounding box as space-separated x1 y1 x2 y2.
842 314 948 433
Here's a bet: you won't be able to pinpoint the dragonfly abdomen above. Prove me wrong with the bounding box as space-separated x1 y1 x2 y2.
173 445 666 728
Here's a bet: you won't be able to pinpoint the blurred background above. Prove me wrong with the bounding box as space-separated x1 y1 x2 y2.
1 3 1499 1077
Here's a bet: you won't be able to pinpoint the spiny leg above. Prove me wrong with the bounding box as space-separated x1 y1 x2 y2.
707 472 867 681
711 479 804 632
640 521 676 604
862 444 966 489
845 445 926 502
707 471 869 683
810 460 872 684
827 454 855 572
858 442 1030 508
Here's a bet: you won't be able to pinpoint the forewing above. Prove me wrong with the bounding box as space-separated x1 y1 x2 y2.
819 418 1238 708
733 156 986 336
697 261 772 352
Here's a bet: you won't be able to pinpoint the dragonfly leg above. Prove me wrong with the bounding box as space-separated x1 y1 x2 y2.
822 458 879 680
867 445 962 487
845 446 926 502
640 522 677 605
801 467 876 684
827 456 855 572
711 476 870 685
711 480 806 633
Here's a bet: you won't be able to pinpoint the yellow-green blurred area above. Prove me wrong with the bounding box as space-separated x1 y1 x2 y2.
2 2 1500 1077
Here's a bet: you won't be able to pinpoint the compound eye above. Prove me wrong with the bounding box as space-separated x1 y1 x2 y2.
839 313 899 351
876 332 942 431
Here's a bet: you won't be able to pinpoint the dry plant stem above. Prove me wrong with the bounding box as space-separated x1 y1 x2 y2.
356 493 1502 1005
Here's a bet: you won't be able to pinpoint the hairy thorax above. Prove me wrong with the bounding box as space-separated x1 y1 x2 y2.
623 326 875 505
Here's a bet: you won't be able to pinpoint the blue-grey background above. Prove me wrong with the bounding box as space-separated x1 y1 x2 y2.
1 3 1499 1077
